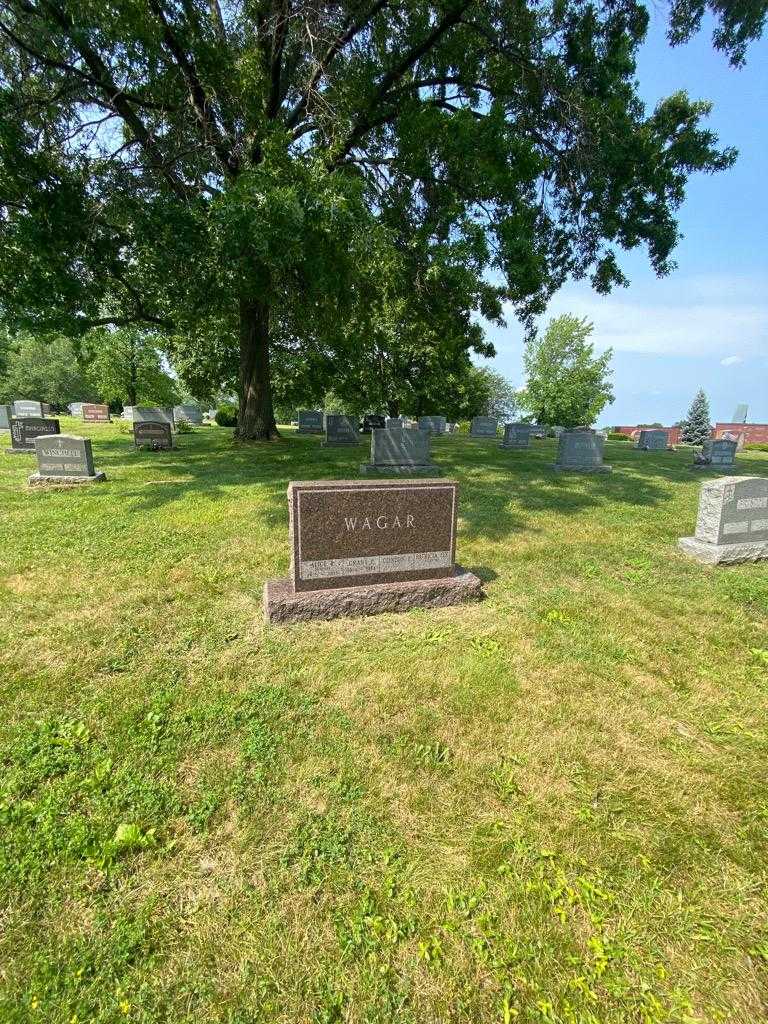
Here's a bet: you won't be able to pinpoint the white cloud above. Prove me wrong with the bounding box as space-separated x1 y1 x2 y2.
720 355 744 366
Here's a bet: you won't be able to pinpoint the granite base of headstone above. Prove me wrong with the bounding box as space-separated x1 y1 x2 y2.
133 421 173 450
635 429 672 451
28 434 106 486
6 416 61 454
469 416 498 438
678 476 768 564
552 430 612 473
499 423 532 449
692 438 737 471
297 409 324 434
263 479 483 623
360 426 441 476
321 414 360 447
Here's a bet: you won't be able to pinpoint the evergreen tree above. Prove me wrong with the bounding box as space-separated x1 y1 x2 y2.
681 389 712 445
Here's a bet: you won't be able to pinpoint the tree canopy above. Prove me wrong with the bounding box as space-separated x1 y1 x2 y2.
0 0 763 437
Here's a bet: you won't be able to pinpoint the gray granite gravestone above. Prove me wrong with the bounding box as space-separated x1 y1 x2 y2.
297 409 324 434
384 417 401 429
13 400 44 418
678 476 768 564
322 414 360 447
132 406 175 428
29 434 106 485
0 405 11 430
263 478 483 623
499 423 532 449
68 402 84 416
360 426 441 476
133 421 173 450
82 403 111 423
553 430 611 473
636 429 670 451
693 438 737 471
470 416 498 438
173 404 203 425
418 415 447 435
7 416 60 453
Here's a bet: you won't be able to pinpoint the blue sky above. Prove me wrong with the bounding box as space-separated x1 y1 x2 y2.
480 11 768 427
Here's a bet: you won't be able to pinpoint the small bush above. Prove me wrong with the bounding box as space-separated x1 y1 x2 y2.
176 419 193 434
215 403 238 427
745 442 768 452
608 432 631 441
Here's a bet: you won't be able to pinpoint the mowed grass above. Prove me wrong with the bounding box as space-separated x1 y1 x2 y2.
1 419 767 1024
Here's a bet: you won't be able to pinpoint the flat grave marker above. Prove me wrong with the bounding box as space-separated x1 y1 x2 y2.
679 476 768 564
29 434 106 486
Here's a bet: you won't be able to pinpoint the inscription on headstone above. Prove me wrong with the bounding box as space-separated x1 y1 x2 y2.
173 404 203 425
29 434 106 485
470 416 498 438
417 416 447 435
8 416 60 452
297 409 324 434
553 430 611 473
500 423 532 449
133 421 173 450
361 427 440 476
322 414 360 447
679 476 768 563
82 403 111 423
636 429 670 451
13 400 44 418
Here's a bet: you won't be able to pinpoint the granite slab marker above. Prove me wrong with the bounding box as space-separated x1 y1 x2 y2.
635 429 671 451
264 479 483 623
322 414 360 447
7 416 60 453
132 406 175 428
13 400 44 418
499 423 532 449
360 426 441 476
470 416 498 438
173 404 203 424
678 476 768 564
552 430 611 473
133 421 173 450
361 414 386 434
297 409 324 434
82 403 111 423
693 438 737 471
0 404 11 430
29 434 106 486
417 415 447 435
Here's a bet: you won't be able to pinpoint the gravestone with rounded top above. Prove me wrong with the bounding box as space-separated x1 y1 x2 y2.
361 426 441 476
418 415 447 435
297 409 324 434
500 423 532 449
133 421 173 450
636 429 670 451
82 403 111 423
0 405 11 430
322 414 360 447
553 429 611 473
470 416 498 438
263 478 483 623
693 438 737 471
679 476 768 564
7 416 60 453
29 434 106 485
173 404 203 425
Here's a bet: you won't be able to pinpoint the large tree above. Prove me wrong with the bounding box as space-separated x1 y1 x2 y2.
0 332 96 408
0 1 762 438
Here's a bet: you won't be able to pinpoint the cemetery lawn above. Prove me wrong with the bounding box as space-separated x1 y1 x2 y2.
2 419 768 1024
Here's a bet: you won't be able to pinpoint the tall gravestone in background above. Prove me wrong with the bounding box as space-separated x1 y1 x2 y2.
679 476 768 564
133 421 173 450
470 416 498 438
82 403 111 423
263 479 483 623
322 414 360 447
173 404 203 425
499 423 532 449
7 416 60 453
553 430 612 473
13 400 44 418
29 435 106 486
297 410 324 434
636 429 671 451
360 426 441 476
418 416 447 435
693 438 737 471
0 405 11 430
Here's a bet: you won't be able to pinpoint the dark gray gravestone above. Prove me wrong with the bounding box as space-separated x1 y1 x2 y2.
361 427 441 476
297 409 324 434
321 414 360 447
361 414 386 434
0 405 11 430
29 434 106 485
13 400 44 418
694 438 737 471
133 421 173 450
173 404 203 425
553 430 611 473
636 429 670 451
500 423 531 449
82 403 111 423
679 476 768 564
470 416 498 438
263 479 483 623
7 416 60 453
417 415 447 435
133 406 175 428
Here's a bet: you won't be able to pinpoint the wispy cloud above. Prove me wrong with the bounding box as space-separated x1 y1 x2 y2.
720 355 744 366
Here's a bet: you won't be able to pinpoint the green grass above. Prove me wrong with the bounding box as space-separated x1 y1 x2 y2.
1 419 767 1024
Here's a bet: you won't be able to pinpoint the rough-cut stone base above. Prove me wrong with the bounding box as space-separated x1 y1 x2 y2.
677 536 768 565
359 463 441 476
264 565 484 624
320 440 360 448
5 447 34 455
28 471 107 487
551 463 612 473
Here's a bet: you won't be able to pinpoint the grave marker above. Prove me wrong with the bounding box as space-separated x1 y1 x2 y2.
264 479 483 622
361 414 386 434
636 429 671 451
0 405 11 430
470 416 498 438
7 416 60 453
13 400 44 418
82 403 111 423
693 438 737 471
322 414 360 447
361 427 440 476
553 430 611 473
297 409 324 434
417 415 447 435
678 476 768 564
499 423 532 449
29 434 106 485
132 406 175 428
68 402 84 416
173 404 203 425
133 421 173 450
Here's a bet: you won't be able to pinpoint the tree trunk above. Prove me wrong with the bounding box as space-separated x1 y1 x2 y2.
238 295 279 440
387 400 400 417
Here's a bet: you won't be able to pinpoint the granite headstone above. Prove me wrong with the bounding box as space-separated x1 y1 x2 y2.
173 404 203 425
470 416 498 438
132 406 175 428
82 403 111 423
297 409 324 434
361 426 440 476
418 415 447 435
679 476 768 564
0 404 11 430
499 423 532 449
361 414 386 434
553 430 611 473
29 434 106 485
68 402 84 416
13 400 44 418
8 416 60 453
322 414 360 447
133 421 173 450
694 438 737 470
636 429 670 451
